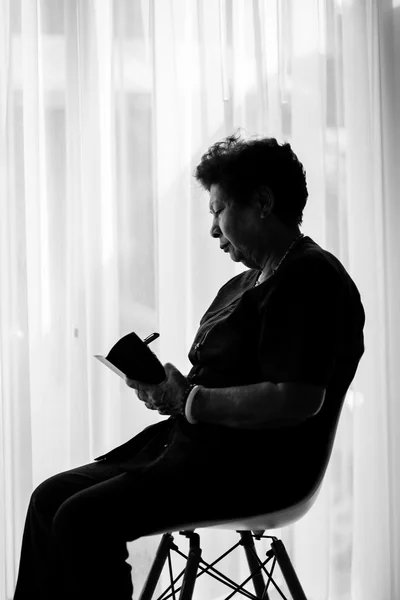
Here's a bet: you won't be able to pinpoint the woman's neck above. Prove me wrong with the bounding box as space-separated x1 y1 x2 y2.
258 228 303 281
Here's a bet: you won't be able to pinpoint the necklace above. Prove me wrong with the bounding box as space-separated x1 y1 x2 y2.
254 233 304 287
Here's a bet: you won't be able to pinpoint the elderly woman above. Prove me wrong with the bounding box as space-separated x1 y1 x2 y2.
14 134 365 600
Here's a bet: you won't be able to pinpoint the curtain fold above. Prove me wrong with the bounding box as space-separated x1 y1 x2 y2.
378 0 400 594
340 3 392 597
1 1 399 599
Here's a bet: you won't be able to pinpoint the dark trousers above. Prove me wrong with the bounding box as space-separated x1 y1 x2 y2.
14 459 137 600
13 459 238 600
12 456 263 598
13 425 310 600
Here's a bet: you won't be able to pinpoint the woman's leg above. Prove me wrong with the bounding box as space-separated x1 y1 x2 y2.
13 459 128 600
37 458 259 600
14 434 304 600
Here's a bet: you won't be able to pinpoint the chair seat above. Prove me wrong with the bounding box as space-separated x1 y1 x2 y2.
153 478 323 536
209 479 322 531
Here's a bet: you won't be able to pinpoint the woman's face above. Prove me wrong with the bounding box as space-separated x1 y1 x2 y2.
209 183 269 270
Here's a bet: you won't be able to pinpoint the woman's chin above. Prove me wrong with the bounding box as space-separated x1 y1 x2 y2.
227 247 240 262
229 249 252 268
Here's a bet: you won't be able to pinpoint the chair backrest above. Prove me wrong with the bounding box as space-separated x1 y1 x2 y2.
205 391 348 532
150 392 348 536
309 391 348 495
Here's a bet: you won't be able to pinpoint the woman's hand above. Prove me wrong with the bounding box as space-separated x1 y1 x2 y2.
125 362 190 416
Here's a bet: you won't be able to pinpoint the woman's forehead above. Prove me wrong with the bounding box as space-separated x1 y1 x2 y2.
209 183 225 210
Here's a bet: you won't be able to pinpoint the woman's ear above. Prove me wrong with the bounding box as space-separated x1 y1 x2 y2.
254 185 274 217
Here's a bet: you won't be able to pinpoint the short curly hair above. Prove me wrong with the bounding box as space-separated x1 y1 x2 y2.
194 132 308 227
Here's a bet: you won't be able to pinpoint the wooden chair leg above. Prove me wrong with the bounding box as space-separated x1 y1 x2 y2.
270 539 308 600
179 531 202 600
239 531 270 599
139 533 175 600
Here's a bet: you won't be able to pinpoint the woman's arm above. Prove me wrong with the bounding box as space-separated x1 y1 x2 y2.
190 381 326 429
125 363 326 429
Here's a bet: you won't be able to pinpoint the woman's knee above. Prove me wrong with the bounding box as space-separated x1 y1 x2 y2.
52 490 103 545
30 471 77 518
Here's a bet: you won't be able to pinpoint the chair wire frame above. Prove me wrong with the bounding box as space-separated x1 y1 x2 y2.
138 529 308 600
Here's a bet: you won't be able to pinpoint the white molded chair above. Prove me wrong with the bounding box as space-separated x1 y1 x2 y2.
138 394 345 600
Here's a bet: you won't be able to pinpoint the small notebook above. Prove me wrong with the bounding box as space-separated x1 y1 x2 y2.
94 332 166 384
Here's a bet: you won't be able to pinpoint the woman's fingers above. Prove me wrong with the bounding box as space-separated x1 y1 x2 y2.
136 390 147 402
125 375 171 413
145 402 156 410
125 377 139 389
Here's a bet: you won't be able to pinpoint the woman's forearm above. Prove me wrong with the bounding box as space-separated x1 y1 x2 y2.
190 382 304 429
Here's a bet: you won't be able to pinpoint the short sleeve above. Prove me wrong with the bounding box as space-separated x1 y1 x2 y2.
257 260 345 387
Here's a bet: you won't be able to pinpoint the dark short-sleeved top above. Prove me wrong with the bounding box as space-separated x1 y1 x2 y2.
186 234 364 390
95 236 365 489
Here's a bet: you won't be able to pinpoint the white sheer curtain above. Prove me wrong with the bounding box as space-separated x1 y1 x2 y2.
1 0 399 599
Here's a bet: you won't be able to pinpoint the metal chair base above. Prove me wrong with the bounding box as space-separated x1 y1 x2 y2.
138 530 308 600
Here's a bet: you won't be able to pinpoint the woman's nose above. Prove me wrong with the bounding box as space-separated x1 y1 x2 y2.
210 218 221 238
